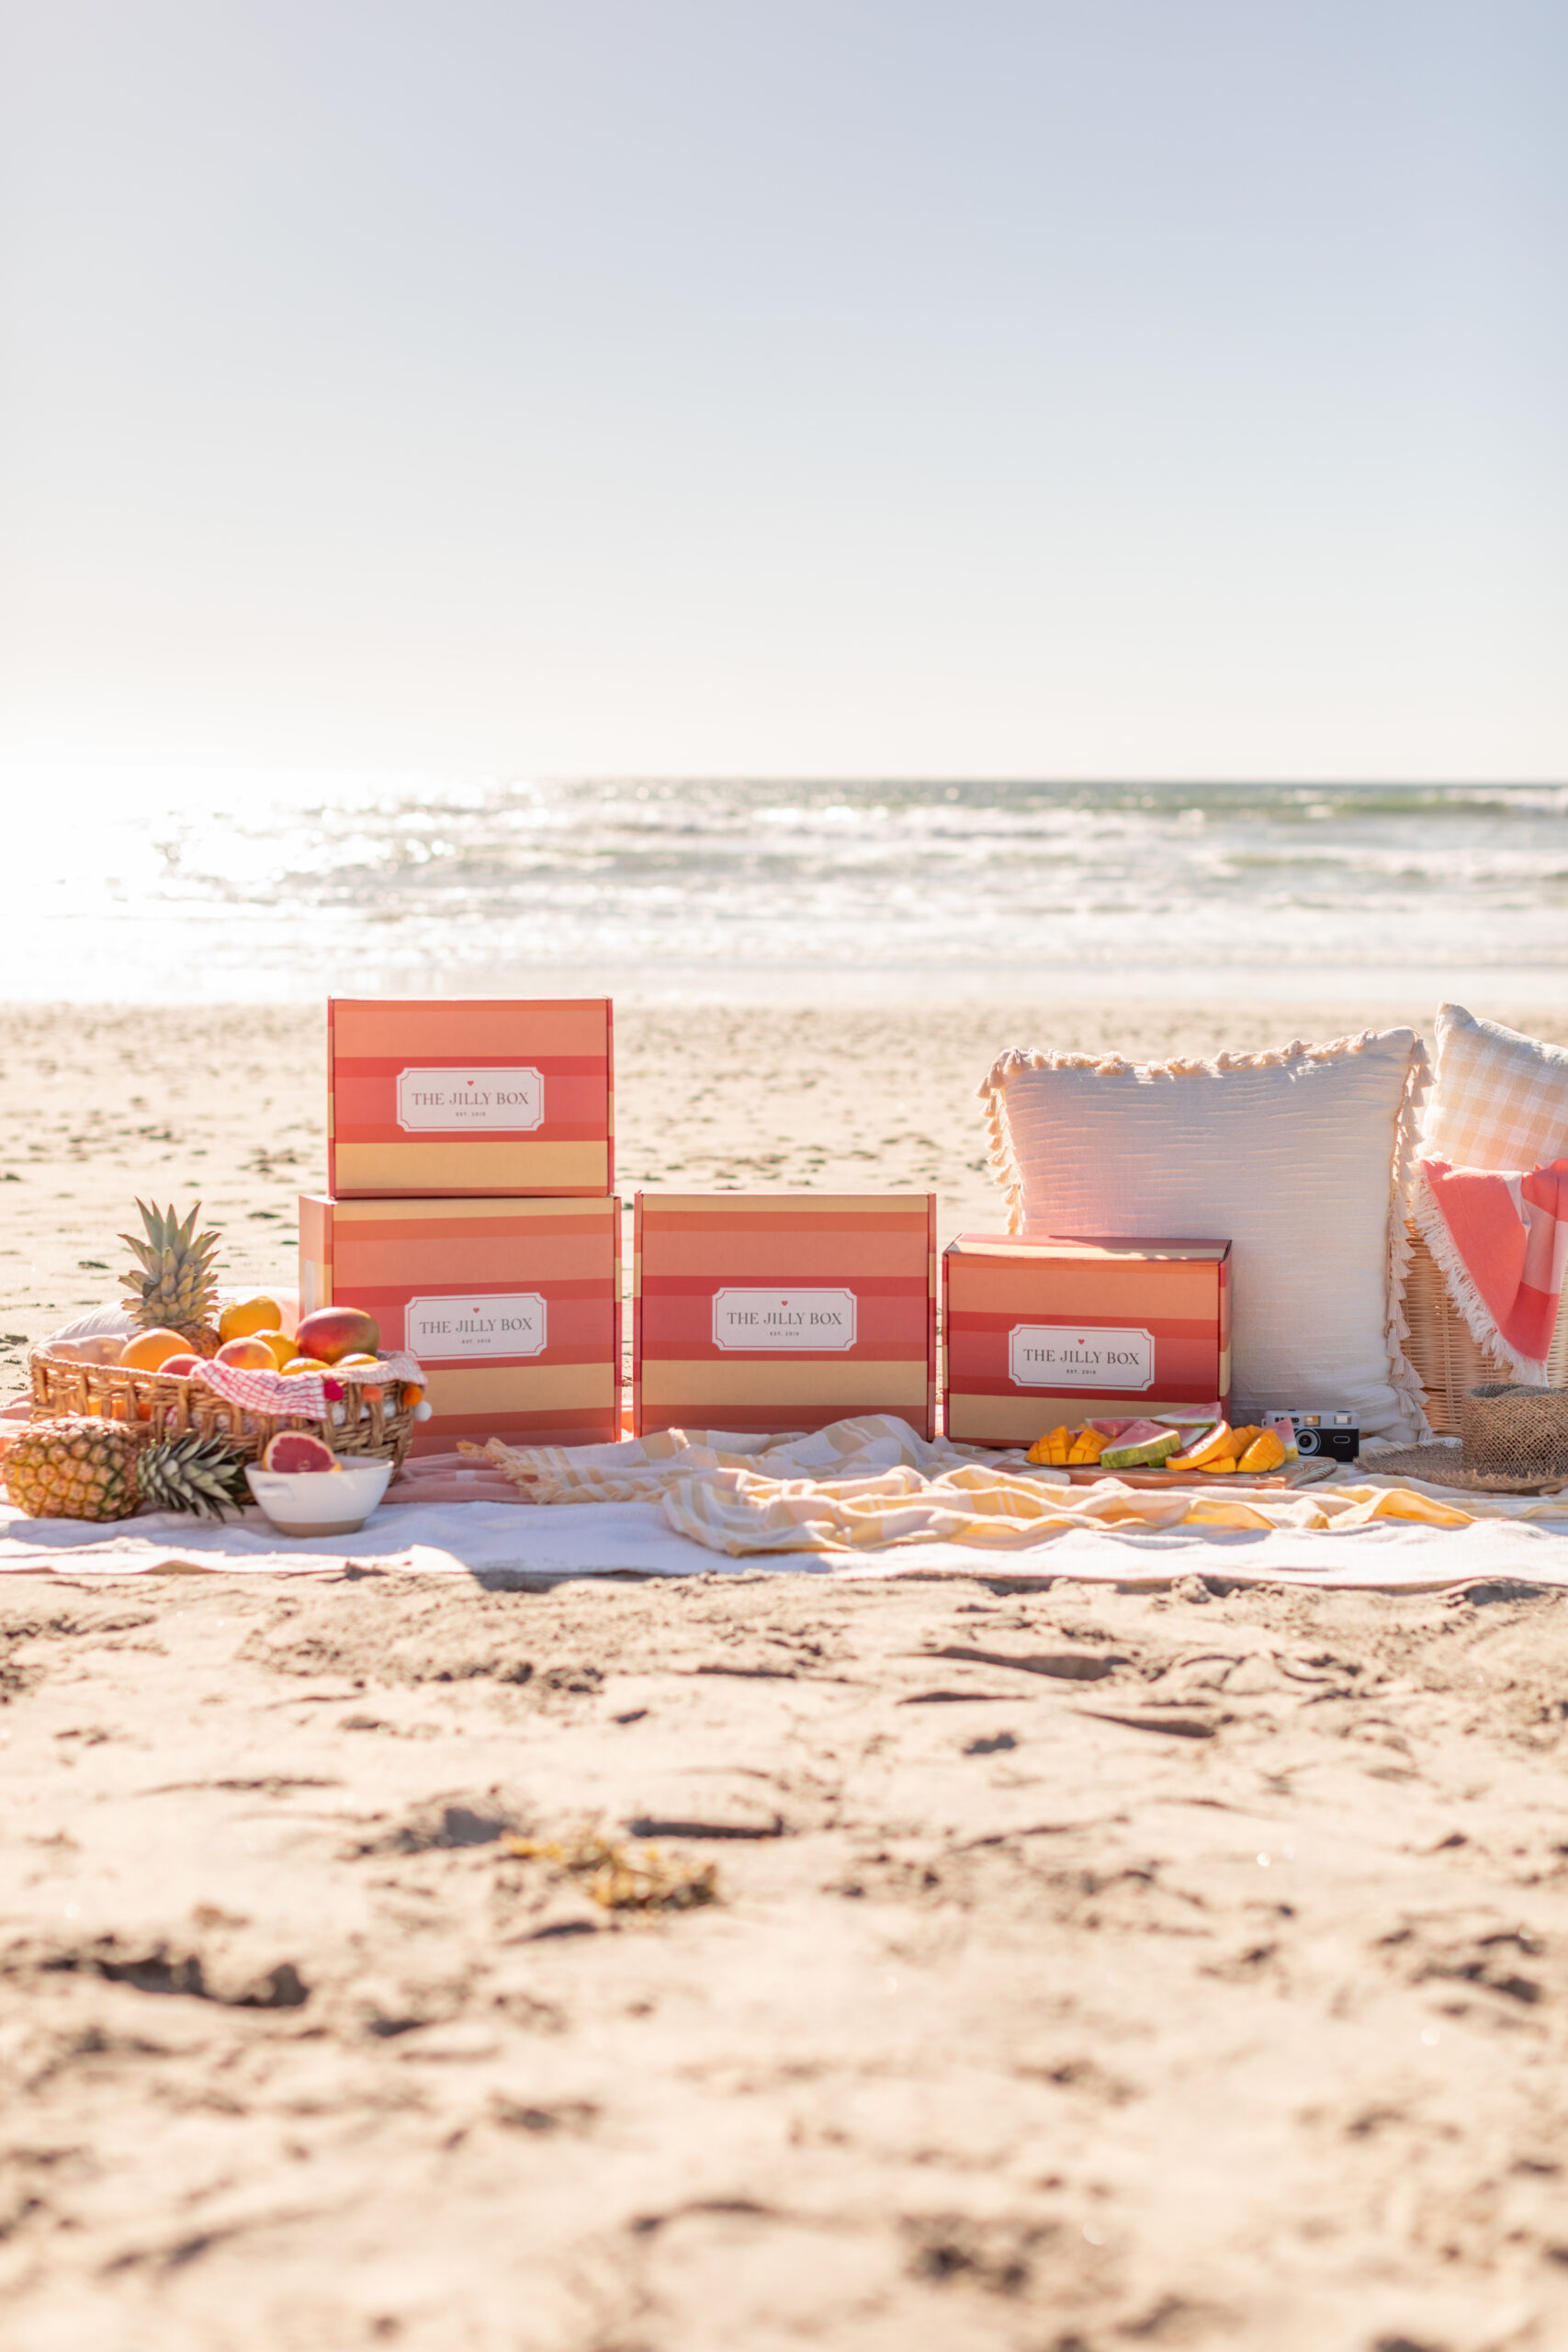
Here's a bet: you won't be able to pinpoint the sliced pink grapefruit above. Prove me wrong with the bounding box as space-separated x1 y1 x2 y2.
262 1431 339 1474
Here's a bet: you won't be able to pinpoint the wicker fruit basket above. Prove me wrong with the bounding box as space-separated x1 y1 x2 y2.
27 1345 416 1470
1404 1225 1568 1437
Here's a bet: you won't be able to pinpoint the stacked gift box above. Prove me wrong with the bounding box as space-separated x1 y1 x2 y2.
300 1000 622 1454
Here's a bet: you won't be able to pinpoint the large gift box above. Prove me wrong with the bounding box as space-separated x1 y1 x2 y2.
299 1193 622 1454
327 998 614 1198
634 1193 938 1439
942 1234 1231 1446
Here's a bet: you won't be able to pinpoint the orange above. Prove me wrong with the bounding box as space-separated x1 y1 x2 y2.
335 1353 379 1367
250 1329 298 1371
282 1358 330 1375
215 1336 277 1371
119 1328 190 1372
219 1295 283 1344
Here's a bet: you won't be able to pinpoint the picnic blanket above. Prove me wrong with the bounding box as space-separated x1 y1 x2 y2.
5 1416 1565 1587
1416 1156 1568 1382
466 1414 1568 1557
5 1485 1568 1589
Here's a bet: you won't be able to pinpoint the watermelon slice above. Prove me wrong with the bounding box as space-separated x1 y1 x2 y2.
262 1431 340 1474
1099 1429 1182 1471
1100 1418 1172 1449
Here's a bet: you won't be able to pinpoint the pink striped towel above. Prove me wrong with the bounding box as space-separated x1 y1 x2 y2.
1416 1158 1568 1384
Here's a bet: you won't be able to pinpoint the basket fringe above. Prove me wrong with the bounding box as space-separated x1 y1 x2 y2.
1386 1040 1435 1441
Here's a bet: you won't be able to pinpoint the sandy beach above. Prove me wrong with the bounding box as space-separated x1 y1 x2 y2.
5 999 1568 2349
6 996 1563 1361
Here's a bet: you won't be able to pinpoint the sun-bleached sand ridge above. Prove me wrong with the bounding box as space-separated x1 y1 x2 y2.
4 999 1568 2349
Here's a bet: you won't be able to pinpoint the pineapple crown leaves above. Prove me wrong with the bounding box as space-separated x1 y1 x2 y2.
118 1199 222 1315
137 1430 251 1523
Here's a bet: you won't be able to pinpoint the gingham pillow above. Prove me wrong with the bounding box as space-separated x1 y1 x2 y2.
1420 1004 1568 1173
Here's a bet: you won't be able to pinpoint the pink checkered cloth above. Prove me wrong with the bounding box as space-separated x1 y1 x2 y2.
1416 1159 1568 1384
185 1353 424 1423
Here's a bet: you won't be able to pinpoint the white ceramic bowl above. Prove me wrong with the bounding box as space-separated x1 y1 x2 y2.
244 1457 394 1537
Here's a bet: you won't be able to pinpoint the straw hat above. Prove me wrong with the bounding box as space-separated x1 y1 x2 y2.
1368 1382 1568 1495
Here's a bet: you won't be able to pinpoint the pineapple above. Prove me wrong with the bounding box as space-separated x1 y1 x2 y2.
6 1419 249 1523
6 1419 141 1521
118 1200 222 1356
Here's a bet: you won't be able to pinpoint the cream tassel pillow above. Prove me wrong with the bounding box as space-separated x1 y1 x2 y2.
978 1029 1430 1444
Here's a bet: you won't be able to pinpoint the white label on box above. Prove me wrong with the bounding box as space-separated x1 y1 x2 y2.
405 1294 547 1359
1008 1324 1155 1390
395 1067 545 1133
712 1288 858 1352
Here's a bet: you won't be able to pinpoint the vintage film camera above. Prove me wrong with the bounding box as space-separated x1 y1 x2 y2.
1269 1410 1359 1463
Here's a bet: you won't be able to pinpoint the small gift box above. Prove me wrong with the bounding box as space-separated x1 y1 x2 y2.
634 1193 937 1439
942 1234 1231 1446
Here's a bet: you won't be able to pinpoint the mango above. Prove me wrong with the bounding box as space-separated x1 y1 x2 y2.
295 1306 381 1365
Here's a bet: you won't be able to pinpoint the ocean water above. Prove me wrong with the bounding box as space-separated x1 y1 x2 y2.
4 769 1567 1006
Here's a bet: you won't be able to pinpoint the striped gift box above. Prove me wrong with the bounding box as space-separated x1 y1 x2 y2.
328 998 614 1198
942 1234 1231 1446
634 1193 937 1440
299 1193 621 1454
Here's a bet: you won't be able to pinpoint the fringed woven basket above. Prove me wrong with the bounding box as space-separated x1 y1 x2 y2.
27 1348 416 1469
1402 1225 1568 1437
1461 1382 1568 1483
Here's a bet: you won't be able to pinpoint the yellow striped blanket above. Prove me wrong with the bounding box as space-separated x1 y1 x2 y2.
459 1413 1554 1557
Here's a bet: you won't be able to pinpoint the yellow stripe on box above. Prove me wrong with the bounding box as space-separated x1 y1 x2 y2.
424 1363 616 1415
945 1395 1204 1446
320 1193 612 1227
640 1361 930 1408
334 1141 609 1192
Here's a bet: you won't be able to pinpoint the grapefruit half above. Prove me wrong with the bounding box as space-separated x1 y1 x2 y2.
263 1431 339 1474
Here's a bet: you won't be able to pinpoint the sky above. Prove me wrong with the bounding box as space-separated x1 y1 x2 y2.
2 0 1564 783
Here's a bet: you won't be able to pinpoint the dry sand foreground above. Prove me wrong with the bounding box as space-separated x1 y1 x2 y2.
7 1571 1568 2351
5 999 1568 2350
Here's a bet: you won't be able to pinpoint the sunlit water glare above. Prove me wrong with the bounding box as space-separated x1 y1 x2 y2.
4 769 1566 1006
